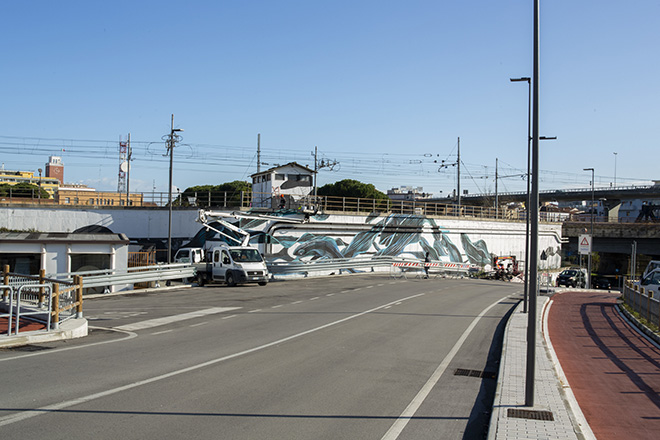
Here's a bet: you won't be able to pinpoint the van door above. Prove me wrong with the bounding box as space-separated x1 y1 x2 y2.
212 249 231 281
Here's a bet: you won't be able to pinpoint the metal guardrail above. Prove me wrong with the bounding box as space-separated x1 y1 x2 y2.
267 257 474 278
47 263 196 293
623 281 659 328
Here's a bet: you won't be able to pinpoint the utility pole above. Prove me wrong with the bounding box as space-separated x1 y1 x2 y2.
257 133 261 173
126 133 132 207
313 146 318 197
165 114 183 264
495 158 499 218
457 137 461 210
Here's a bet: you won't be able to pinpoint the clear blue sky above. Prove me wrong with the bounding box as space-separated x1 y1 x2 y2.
1 1 658 197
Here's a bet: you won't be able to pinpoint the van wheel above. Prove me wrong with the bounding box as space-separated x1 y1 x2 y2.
226 272 236 287
196 273 205 287
258 282 267 286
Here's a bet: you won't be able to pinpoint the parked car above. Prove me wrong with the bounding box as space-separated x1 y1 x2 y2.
557 269 586 288
592 277 611 290
637 268 660 293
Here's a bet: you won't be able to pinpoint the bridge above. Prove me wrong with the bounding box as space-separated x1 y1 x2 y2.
457 183 660 209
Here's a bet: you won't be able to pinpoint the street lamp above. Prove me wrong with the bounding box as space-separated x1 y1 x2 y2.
166 115 184 263
613 152 617 188
510 76 531 314
583 167 595 289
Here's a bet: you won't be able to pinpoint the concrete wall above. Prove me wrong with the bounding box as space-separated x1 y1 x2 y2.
0 206 563 269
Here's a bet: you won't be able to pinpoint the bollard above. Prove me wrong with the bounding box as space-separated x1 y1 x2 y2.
75 275 84 318
51 283 60 330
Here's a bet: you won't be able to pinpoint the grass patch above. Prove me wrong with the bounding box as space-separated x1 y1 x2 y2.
621 302 660 333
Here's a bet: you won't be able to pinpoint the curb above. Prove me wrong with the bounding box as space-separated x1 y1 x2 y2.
0 318 88 348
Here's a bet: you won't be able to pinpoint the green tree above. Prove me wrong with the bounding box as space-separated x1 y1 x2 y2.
181 180 251 207
0 183 50 199
317 179 388 199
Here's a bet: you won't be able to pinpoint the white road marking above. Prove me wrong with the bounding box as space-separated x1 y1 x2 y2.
151 330 173 336
366 285 374 289
0 293 425 428
114 307 241 332
291 301 303 305
310 297 319 301
380 297 505 440
248 309 261 313
0 327 137 363
222 315 237 320
272 305 283 309
189 322 208 328
326 293 334 297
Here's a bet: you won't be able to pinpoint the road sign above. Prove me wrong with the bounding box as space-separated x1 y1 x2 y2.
579 234 592 255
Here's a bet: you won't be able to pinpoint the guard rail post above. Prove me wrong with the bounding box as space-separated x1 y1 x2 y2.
38 268 46 307
51 283 60 329
2 264 9 301
75 275 84 318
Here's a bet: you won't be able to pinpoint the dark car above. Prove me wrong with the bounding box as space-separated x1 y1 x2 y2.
557 269 586 288
592 277 611 290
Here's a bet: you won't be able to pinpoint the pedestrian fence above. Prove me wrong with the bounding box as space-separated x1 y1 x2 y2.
622 280 659 328
2 267 83 336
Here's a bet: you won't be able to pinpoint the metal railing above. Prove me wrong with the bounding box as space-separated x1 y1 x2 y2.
622 280 659 328
267 257 473 278
2 268 83 334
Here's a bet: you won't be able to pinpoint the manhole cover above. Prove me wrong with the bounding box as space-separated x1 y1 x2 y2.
507 408 554 421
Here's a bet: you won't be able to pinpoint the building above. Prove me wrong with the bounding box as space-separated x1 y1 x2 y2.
250 162 315 208
46 156 64 184
387 186 431 201
0 169 60 198
58 185 144 207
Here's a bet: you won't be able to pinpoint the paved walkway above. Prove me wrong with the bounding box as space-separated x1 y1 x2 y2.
548 290 660 440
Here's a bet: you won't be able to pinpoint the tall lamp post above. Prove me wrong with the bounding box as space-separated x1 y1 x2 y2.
584 168 595 289
510 76 531 313
613 152 617 188
166 115 184 263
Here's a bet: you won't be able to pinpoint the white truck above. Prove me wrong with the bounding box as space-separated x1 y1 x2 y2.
174 247 205 263
193 210 269 287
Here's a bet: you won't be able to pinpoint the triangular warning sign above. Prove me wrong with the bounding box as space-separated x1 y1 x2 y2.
580 237 590 246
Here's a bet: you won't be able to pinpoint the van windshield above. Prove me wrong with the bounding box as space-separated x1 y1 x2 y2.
230 249 263 263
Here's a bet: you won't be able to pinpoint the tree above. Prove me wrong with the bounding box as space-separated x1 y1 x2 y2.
0 183 50 199
180 181 252 207
317 179 388 199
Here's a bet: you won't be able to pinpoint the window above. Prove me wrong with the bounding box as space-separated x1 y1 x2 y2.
274 174 285 180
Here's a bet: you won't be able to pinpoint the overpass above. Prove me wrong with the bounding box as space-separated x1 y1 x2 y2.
456 183 660 208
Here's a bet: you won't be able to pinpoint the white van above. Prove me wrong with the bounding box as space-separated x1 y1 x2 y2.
174 247 204 264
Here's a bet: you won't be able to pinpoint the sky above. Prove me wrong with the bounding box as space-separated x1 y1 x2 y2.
1 0 658 198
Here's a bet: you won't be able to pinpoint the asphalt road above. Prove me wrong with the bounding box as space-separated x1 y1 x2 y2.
0 274 521 440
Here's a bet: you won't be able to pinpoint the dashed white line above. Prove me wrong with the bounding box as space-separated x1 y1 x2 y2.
272 305 283 309
151 330 173 336
326 293 334 297
189 322 208 328
366 285 374 289
291 301 303 305
376 283 385 287
222 315 237 320
341 290 351 293
310 297 319 301
248 309 262 313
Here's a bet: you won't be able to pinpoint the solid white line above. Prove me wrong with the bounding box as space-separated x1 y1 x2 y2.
380 297 505 440
0 293 425 428
0 327 137 363
115 307 241 331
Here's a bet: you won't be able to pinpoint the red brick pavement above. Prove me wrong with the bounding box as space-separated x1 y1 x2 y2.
548 290 660 440
0 316 47 335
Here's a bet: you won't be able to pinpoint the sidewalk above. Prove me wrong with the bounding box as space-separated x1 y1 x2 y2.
0 317 87 348
488 294 591 440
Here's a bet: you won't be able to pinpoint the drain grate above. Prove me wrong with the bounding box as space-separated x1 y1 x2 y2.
454 368 497 379
507 408 554 421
